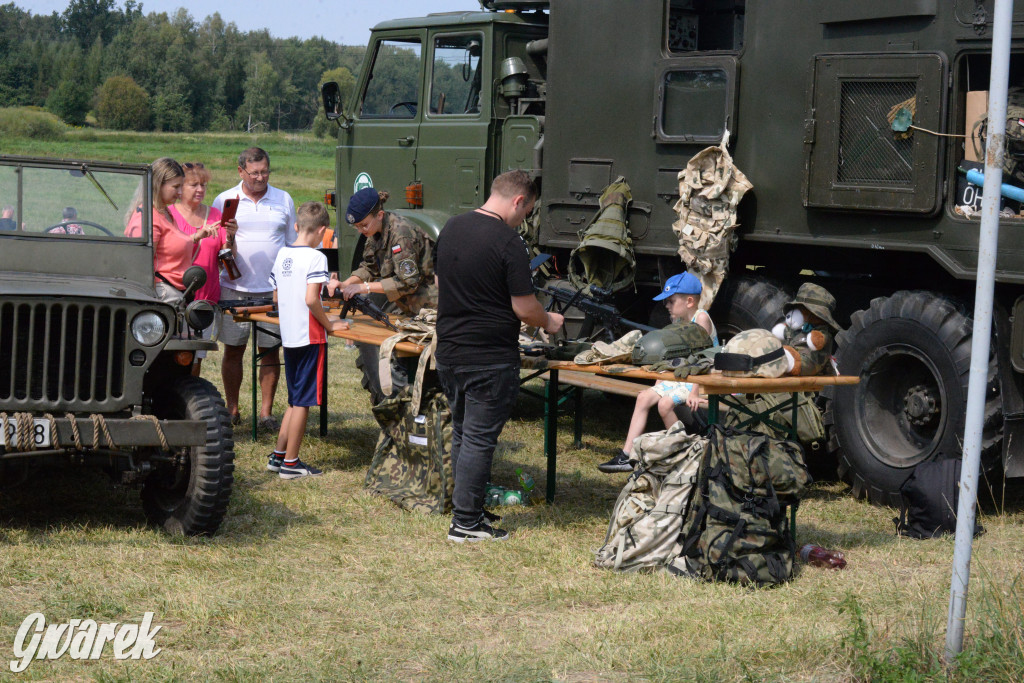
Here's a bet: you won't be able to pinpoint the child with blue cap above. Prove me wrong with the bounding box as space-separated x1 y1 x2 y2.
598 272 719 473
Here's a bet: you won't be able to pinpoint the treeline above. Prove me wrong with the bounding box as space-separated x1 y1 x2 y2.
0 0 363 133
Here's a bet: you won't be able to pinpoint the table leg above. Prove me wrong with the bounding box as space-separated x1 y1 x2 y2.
320 341 328 437
708 395 720 425
250 321 258 441
545 368 559 504
573 386 583 449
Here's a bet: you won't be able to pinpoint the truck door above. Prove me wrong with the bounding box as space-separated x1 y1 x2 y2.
341 33 425 207
414 31 489 221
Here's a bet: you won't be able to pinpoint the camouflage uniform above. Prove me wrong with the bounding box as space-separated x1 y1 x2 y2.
350 212 437 315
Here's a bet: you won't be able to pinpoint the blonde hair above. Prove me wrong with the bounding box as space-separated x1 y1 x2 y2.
182 161 211 185
296 201 331 233
126 157 184 224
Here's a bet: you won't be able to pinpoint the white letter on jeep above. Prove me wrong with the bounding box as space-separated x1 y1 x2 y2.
10 613 44 673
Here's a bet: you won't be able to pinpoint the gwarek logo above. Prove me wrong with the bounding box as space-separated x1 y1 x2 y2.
10 612 162 673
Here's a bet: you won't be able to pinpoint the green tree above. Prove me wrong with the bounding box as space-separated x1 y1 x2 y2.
151 87 191 131
45 78 90 125
241 51 281 132
96 74 149 130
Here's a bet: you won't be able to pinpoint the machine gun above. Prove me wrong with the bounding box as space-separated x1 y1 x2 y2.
322 289 398 331
218 296 275 313
536 282 656 340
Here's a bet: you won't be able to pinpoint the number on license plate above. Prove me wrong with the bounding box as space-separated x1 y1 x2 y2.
0 418 52 447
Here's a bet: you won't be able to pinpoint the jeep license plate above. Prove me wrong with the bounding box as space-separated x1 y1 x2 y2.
0 418 51 448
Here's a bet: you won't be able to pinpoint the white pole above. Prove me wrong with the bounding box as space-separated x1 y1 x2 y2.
945 0 1014 661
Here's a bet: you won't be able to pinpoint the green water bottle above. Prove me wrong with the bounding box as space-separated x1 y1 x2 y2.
502 489 524 506
515 468 535 494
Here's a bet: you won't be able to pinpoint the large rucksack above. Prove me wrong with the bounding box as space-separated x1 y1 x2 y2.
972 87 1024 185
593 423 706 572
893 458 984 540
669 425 811 586
365 386 453 514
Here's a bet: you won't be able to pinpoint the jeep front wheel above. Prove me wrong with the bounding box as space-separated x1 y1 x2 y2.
824 291 1001 506
141 375 235 535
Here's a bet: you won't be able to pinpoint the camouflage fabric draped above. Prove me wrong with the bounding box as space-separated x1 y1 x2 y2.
672 134 753 310
365 387 453 515
568 177 636 294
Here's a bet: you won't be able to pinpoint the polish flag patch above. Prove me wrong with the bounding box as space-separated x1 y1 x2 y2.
391 245 402 254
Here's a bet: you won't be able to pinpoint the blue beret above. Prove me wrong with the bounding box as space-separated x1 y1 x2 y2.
346 187 380 224
652 272 702 300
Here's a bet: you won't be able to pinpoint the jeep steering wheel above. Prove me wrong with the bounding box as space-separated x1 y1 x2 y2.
45 220 114 236
388 101 418 117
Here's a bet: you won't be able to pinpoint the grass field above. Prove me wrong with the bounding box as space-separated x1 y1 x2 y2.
1 132 1023 680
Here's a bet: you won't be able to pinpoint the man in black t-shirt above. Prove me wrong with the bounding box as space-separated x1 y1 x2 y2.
435 170 564 542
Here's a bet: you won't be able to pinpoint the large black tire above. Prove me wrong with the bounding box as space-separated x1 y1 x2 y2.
709 276 791 340
823 291 1002 506
142 375 235 536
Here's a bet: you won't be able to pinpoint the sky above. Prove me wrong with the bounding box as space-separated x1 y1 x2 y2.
26 1 474 44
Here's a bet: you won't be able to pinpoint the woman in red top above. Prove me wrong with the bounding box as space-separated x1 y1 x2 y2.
125 157 216 302
170 161 237 374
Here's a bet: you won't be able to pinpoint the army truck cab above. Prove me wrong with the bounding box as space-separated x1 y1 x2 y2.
324 0 1024 505
0 156 234 536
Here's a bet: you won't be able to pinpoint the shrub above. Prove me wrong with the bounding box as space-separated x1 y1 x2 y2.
96 75 150 131
45 80 91 127
0 107 66 139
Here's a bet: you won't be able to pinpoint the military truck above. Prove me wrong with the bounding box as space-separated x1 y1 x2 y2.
0 156 234 535
321 0 1024 505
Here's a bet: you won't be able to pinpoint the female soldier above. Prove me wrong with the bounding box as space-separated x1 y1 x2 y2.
331 187 437 402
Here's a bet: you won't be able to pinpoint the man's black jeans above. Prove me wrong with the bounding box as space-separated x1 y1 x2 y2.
436 362 520 527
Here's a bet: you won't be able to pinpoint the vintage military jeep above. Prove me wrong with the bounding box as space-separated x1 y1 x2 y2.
0 156 234 536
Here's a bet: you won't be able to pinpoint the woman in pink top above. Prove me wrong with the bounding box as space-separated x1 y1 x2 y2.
170 162 237 374
125 158 216 302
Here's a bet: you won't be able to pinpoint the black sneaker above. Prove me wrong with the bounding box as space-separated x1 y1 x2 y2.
597 450 633 473
267 453 284 473
279 460 323 480
447 521 509 543
482 509 502 523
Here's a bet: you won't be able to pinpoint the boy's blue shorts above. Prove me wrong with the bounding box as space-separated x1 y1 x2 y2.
284 343 326 407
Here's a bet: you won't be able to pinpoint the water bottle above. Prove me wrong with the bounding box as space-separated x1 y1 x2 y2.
516 468 535 494
798 544 847 569
501 489 524 506
484 484 504 507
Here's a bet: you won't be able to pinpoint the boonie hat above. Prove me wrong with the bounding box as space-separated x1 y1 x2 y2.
346 187 380 224
652 272 702 301
784 283 841 332
714 328 788 378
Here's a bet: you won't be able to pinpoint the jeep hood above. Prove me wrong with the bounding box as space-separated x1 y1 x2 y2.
0 271 162 303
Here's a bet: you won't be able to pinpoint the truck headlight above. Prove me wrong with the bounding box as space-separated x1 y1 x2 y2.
131 311 167 346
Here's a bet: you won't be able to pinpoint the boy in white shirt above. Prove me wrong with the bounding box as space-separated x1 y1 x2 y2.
267 202 349 479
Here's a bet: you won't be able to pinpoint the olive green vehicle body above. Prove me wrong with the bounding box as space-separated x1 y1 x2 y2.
327 0 1024 498
0 156 233 535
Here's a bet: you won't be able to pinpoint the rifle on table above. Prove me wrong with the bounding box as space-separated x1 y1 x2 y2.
536 283 656 339
219 297 275 314
322 289 398 332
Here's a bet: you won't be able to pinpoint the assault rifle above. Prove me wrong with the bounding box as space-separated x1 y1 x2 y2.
536 283 656 339
322 290 398 331
218 297 275 313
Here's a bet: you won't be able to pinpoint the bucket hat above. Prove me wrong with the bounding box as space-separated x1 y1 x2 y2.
784 283 840 332
652 272 702 301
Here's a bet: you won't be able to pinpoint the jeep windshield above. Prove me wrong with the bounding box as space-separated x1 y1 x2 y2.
0 156 150 242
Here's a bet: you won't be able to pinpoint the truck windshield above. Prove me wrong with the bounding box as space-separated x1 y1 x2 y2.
360 38 423 118
0 162 148 241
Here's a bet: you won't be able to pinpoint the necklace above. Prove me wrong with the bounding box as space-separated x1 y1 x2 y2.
476 207 504 223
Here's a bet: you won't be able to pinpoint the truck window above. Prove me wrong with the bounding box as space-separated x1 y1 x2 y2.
430 33 483 115
661 69 728 138
360 38 423 119
667 0 745 53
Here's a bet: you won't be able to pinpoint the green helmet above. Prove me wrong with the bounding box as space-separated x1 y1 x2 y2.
632 322 713 365
714 328 789 378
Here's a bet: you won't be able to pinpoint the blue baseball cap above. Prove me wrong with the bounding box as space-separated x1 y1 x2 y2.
346 187 380 224
652 272 702 300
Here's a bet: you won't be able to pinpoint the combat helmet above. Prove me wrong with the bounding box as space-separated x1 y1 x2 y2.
714 328 788 378
632 322 713 365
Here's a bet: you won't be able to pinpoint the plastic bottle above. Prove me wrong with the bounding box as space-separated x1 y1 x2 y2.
502 489 524 506
516 468 535 494
799 544 847 569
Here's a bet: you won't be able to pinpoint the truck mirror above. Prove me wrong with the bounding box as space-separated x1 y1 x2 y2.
322 82 342 121
181 265 207 302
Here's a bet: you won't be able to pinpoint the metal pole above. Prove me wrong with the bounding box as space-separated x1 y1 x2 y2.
945 0 1014 660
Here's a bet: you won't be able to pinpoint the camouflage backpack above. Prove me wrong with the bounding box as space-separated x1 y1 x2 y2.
365 386 453 514
668 425 811 586
721 391 826 447
972 87 1024 185
568 177 636 294
593 423 706 572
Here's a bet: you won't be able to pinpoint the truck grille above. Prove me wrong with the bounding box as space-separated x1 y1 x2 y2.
0 300 129 410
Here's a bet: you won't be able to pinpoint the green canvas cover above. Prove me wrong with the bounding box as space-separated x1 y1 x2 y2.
568 177 636 294
365 387 453 514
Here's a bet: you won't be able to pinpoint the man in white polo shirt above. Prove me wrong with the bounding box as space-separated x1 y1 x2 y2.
213 147 297 429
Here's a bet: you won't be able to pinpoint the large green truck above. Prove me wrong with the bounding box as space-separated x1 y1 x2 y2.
321 0 1024 505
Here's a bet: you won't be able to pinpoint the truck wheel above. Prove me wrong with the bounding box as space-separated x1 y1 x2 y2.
824 291 1001 506
710 276 790 339
141 375 235 536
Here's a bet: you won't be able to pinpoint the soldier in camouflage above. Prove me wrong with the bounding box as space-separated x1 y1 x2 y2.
329 187 439 401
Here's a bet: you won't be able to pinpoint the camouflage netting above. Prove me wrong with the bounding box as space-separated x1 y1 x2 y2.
568 177 636 294
673 134 753 310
